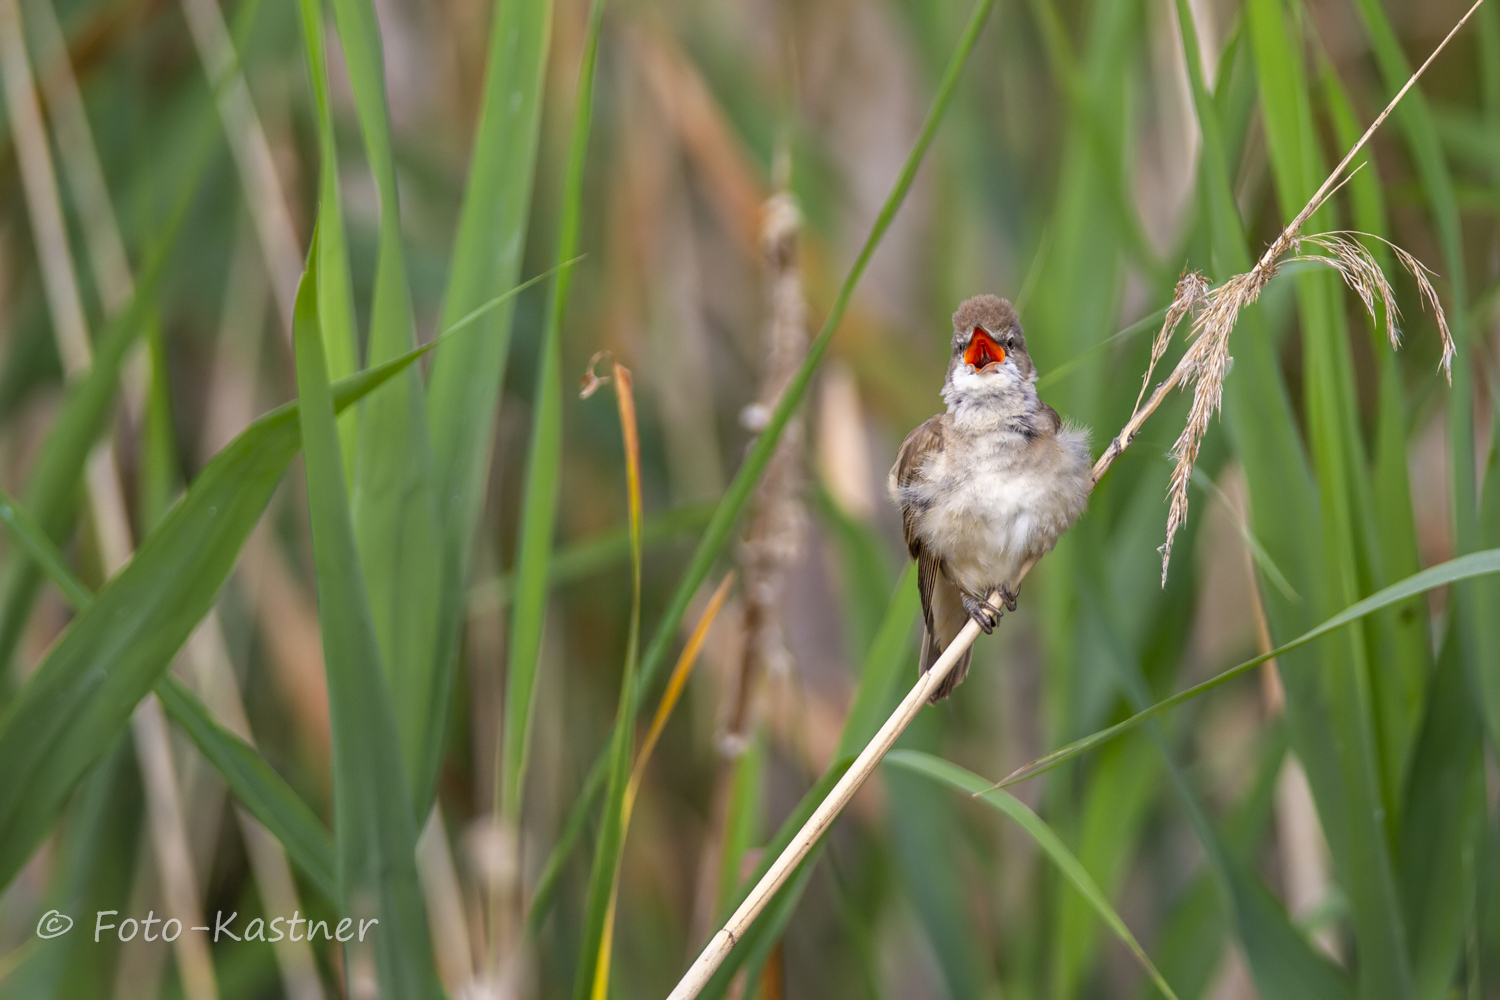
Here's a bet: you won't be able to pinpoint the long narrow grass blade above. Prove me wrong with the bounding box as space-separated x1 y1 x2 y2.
1349 0 1479 551
180 0 299 326
629 572 735 819
0 740 136 998
527 756 606 936
296 0 360 478
1395 626 1484 1000
998 548 1500 788
0 295 444 893
0 325 435 892
1245 5 1414 993
593 572 735 1000
328 0 444 795
1024 0 1164 283
467 500 716 614
424 0 554 817
885 722 992 998
290 235 441 997
1165 8 1359 997
637 0 996 726
576 358 644 1000
690 569 917 999
1081 581 1353 1000
1190 468 1298 602
836 566 919 758
156 676 338 902
888 750 1180 1000
0 109 216 670
1321 60 1432 801
0 491 335 908
501 0 607 833
0 486 91 610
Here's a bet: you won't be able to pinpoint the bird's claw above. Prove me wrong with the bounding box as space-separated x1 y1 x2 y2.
1000 585 1019 613
963 595 1003 633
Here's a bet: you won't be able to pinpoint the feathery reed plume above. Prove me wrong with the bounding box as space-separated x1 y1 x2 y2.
664 3 1480 995
1135 269 1209 414
1149 225 1456 584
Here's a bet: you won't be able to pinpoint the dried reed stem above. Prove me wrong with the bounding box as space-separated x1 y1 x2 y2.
665 4 1478 993
665 610 986 1000
728 192 808 744
24 0 153 420
38 15 323 990
192 237 326 1000
689 190 806 949
417 808 476 994
0 7 219 997
179 0 302 335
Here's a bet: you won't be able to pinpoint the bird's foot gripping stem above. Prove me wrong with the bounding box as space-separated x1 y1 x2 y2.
963 594 1004 633
999 585 1019 613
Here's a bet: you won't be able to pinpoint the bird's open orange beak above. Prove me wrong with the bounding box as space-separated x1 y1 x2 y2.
964 327 1006 372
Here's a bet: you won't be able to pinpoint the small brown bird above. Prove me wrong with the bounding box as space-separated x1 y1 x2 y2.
889 295 1091 701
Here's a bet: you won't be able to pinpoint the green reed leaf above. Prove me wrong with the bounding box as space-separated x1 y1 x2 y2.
423 0 554 818
502 0 604 835
1001 548 1500 787
328 0 444 797
291 234 440 997
156 676 337 902
0 335 428 892
889 750 1181 1000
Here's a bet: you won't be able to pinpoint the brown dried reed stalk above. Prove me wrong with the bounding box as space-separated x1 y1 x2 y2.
0 7 219 997
688 190 809 949
665 2 1481 995
726 191 808 751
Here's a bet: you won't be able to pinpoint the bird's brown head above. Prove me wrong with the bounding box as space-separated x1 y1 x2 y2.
948 295 1035 384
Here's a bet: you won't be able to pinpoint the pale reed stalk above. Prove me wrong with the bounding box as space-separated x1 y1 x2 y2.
0 6 217 997
689 190 806 956
665 3 1482 994
23 0 152 418
417 808 477 994
34 13 329 990
178 0 302 335
190 235 326 1000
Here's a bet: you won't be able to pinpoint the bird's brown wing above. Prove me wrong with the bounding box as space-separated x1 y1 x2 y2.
892 413 950 560
1037 401 1063 435
893 414 969 701
917 552 971 701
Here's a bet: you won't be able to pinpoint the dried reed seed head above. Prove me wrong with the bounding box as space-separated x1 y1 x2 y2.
1153 228 1453 585
1292 234 1398 345
1157 269 1262 585
1390 242 1455 381
761 192 801 270
1136 270 1210 413
1291 231 1453 380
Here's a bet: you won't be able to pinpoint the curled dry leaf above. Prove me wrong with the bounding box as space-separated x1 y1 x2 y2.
579 349 615 398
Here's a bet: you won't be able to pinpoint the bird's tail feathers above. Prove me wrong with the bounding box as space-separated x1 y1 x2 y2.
920 627 971 703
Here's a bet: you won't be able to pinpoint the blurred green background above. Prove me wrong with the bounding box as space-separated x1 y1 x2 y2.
0 0 1497 996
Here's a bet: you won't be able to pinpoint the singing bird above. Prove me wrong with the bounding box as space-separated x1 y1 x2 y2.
889 295 1091 701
